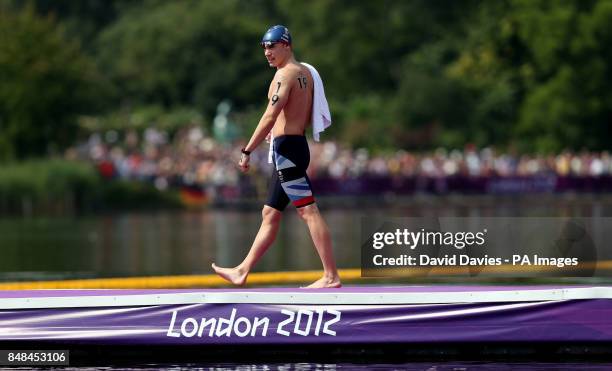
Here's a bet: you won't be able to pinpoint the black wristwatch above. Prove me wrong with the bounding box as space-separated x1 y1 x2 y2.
241 148 251 156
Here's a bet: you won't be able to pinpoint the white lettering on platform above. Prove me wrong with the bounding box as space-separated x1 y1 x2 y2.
166 308 342 338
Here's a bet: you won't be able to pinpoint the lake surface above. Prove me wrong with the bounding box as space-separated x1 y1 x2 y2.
1 194 612 281
71 362 612 370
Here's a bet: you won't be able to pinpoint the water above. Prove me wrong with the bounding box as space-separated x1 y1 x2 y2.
0 209 358 280
0 194 611 281
2 195 612 368
18 361 612 370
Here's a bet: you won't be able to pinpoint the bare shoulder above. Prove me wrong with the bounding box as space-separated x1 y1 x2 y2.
274 66 299 82
300 64 313 80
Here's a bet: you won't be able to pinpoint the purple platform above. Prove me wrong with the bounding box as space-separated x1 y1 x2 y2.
0 286 611 345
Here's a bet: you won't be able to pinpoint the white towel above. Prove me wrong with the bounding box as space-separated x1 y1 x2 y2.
301 62 332 142
267 63 332 164
268 132 274 164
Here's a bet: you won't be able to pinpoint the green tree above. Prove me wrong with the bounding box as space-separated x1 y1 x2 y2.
23 0 123 53
0 5 105 160
450 0 612 152
514 0 612 151
96 0 273 116
8 0 611 153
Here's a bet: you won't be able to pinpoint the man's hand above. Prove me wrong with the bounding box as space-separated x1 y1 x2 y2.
238 153 250 173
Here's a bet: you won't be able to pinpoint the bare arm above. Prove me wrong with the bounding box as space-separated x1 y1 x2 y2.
244 72 292 153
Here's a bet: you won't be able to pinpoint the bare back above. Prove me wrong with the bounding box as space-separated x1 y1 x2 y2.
269 62 313 137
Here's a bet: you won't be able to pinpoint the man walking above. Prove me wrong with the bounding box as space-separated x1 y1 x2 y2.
212 25 341 288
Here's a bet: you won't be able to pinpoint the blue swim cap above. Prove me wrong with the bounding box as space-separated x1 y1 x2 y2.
261 25 291 46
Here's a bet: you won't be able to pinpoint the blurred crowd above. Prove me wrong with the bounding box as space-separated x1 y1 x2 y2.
70 127 612 191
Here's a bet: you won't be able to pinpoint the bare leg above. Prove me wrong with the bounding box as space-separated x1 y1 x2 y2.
212 205 282 285
296 203 341 288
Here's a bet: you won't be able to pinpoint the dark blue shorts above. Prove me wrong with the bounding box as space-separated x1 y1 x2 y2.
266 135 316 211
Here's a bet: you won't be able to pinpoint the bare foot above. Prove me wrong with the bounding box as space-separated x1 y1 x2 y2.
211 263 248 286
302 276 342 289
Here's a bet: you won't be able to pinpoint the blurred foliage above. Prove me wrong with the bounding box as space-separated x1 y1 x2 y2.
96 0 271 114
0 4 109 160
0 159 181 215
0 159 95 214
79 106 206 133
450 0 612 152
97 180 182 211
2 0 612 157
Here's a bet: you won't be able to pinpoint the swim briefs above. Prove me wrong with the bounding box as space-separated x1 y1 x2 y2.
266 135 315 211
